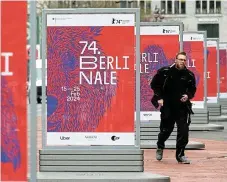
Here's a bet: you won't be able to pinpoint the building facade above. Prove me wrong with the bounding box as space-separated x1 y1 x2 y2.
150 0 227 42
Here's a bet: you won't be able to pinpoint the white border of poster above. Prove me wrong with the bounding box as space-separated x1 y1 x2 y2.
41 8 141 149
139 23 183 121
183 32 206 109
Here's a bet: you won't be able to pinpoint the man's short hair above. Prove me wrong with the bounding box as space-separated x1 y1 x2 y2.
176 51 187 59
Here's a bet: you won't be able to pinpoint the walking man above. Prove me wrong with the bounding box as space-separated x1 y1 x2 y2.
150 51 196 164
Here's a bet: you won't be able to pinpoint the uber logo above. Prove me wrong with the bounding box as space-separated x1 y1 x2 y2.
60 136 70 140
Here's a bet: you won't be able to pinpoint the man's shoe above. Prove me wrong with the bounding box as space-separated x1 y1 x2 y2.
177 156 190 164
156 148 163 161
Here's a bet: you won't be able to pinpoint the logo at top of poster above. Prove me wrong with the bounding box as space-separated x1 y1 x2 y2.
163 28 177 34
112 18 130 24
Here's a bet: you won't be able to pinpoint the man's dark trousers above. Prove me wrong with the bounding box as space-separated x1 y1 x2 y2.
157 105 189 158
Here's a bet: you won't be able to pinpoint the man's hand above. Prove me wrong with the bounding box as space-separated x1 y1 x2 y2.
158 99 163 106
180 94 188 102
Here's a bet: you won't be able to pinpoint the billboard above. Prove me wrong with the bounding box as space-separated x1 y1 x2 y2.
45 13 136 146
207 40 219 103
183 32 206 108
219 43 227 98
1 1 27 181
140 24 182 120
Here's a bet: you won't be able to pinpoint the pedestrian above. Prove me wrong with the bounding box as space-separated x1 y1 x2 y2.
150 51 196 164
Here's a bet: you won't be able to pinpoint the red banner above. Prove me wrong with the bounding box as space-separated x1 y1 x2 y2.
219 48 227 93
183 41 204 102
140 25 180 120
207 47 217 97
1 1 27 181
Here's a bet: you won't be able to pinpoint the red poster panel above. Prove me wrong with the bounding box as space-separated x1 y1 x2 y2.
183 33 205 108
140 25 180 120
1 1 27 181
207 40 218 103
46 14 135 146
219 43 227 96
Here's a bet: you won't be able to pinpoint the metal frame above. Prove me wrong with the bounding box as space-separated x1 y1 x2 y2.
140 22 184 51
207 38 220 104
218 42 227 96
41 8 141 150
30 1 37 182
182 31 208 109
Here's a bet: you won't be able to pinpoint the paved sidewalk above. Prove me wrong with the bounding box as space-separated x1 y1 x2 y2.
144 138 227 182
34 116 227 181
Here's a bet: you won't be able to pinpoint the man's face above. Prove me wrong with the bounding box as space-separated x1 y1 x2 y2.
175 54 186 70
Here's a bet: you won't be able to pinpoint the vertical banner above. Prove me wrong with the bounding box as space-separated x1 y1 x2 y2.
183 32 206 108
1 1 27 181
46 14 136 146
140 24 181 121
207 39 219 103
219 43 227 98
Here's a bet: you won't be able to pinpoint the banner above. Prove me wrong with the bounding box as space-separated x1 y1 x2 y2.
183 33 205 108
140 25 181 120
207 40 218 103
219 43 227 98
1 1 27 181
46 14 136 146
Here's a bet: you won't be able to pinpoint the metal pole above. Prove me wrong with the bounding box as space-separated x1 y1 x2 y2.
135 9 141 148
29 0 37 181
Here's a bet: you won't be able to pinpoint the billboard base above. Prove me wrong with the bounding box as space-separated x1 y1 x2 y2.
207 103 221 116
222 109 227 115
141 140 205 149
191 108 209 124
38 149 170 181
189 123 224 131
36 172 170 182
39 149 144 172
219 98 227 113
209 115 227 122
140 121 224 132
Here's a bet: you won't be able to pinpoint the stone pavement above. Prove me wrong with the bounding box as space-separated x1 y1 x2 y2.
144 138 227 182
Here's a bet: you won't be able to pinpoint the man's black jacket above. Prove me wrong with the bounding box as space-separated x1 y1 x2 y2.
150 64 196 114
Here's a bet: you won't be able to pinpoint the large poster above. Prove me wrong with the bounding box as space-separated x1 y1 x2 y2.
183 33 205 108
46 14 136 146
1 1 27 181
219 43 227 98
207 40 218 103
140 25 180 120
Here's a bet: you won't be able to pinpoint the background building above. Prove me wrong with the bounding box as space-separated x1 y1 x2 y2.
151 0 227 41
28 0 227 43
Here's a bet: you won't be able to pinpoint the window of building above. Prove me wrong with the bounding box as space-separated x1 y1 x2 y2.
161 0 186 14
198 24 219 38
160 0 186 14
161 0 166 13
196 0 221 14
196 1 201 14
216 0 221 13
